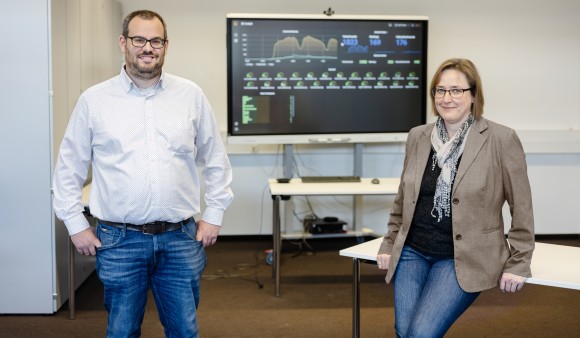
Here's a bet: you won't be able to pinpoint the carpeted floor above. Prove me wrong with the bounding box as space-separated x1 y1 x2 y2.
1 236 579 337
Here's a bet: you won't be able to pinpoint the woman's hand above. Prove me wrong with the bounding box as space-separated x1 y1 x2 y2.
499 272 526 293
376 253 391 270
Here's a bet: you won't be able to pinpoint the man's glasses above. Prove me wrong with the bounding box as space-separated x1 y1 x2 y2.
431 88 472 99
125 36 166 49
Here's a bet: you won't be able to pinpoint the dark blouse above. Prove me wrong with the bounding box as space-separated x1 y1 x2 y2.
406 148 461 258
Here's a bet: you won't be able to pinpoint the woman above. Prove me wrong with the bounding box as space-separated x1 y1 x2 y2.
376 58 535 337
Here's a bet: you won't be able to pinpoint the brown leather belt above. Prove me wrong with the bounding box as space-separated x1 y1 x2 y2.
98 218 192 235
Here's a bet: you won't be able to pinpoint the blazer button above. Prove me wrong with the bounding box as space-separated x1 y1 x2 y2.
455 234 462 240
452 198 459 204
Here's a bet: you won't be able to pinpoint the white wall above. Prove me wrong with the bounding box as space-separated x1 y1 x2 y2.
115 0 580 234
51 0 121 312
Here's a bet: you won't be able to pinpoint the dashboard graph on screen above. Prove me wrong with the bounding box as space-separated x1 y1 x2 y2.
227 14 428 144
247 35 339 61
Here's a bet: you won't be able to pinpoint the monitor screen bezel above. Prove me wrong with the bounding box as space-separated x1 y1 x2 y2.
226 13 429 145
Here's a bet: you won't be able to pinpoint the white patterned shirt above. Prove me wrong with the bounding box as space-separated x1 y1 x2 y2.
53 68 234 235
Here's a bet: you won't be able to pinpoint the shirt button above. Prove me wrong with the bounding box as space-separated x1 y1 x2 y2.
452 198 459 204
455 234 462 240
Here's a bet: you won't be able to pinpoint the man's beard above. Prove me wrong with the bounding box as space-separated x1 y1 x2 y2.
126 51 163 80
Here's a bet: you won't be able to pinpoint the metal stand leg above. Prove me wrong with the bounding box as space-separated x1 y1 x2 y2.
68 239 76 320
272 195 281 297
353 258 361 338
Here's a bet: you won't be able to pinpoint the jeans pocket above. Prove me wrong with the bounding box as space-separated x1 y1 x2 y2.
96 222 123 250
181 219 201 243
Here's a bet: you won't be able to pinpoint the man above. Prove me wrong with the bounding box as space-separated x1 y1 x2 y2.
52 10 233 337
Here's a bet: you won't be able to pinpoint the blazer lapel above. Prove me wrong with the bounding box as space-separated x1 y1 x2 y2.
453 118 488 193
415 124 433 197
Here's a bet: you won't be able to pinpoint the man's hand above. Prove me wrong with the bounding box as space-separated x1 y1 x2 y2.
376 253 391 270
500 272 526 293
70 227 102 256
196 220 221 247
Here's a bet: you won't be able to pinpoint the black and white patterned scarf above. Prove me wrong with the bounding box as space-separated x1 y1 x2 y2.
430 115 475 222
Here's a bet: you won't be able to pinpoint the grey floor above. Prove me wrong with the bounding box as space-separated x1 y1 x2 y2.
1 235 579 337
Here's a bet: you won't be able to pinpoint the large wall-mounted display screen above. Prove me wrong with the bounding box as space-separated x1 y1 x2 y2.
226 14 428 144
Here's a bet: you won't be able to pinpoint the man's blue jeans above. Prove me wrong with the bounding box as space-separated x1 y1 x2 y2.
393 245 480 338
96 218 206 338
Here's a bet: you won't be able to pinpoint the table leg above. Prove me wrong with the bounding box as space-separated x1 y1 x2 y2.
272 195 281 297
353 258 361 338
68 238 75 320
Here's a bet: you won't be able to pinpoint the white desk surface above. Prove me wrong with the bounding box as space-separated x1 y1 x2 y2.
340 239 580 290
526 242 580 290
339 237 384 261
268 178 400 196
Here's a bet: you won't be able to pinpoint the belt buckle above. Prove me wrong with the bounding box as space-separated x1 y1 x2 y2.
142 222 163 235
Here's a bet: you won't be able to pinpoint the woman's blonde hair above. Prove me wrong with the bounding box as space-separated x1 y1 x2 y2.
429 58 485 118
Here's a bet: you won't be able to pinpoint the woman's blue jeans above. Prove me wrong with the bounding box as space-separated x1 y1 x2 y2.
393 245 480 338
96 219 206 338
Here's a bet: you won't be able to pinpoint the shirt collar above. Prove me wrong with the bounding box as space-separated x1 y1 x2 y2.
120 66 166 93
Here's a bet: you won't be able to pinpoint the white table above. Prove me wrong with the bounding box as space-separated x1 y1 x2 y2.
268 178 399 296
339 238 580 338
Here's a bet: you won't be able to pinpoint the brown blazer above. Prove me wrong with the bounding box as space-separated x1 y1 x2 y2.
378 117 535 292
